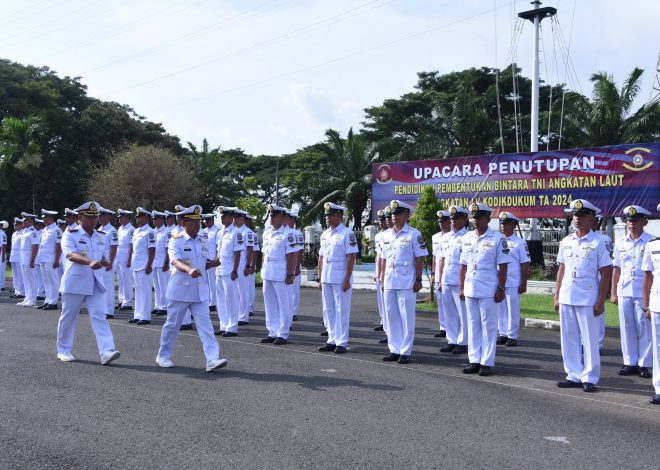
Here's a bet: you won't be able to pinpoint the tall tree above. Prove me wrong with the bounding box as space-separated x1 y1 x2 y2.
0 115 46 212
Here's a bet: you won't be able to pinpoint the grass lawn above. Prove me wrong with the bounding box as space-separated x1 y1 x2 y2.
418 293 620 327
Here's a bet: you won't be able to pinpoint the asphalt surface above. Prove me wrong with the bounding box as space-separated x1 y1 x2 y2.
0 286 658 469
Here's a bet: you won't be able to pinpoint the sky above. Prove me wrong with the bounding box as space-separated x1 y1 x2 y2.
1 0 658 156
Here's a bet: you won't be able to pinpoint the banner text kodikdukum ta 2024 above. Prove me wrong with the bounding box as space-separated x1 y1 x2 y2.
371 143 660 219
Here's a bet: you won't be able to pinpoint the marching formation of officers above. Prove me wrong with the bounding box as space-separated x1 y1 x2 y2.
2 197 660 405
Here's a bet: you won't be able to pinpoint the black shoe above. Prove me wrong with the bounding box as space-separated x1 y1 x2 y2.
639 367 652 378
556 379 582 388
179 324 193 331
398 355 410 364
214 330 225 336
157 310 168 316
382 353 400 362
334 346 347 354
320 330 328 337
319 344 336 352
452 345 468 355
36 304 46 309
292 315 298 321
42 304 58 311
136 320 151 325
273 337 287 345
478 366 492 376
249 311 254 317
209 306 217 312
115 303 122 309
106 314 114 319
374 325 384 332
150 309 158 315
238 321 249 326
119 306 133 311
222 332 237 337
440 344 456 353
463 363 480 374
260 336 276 343
378 337 388 344
127 319 139 324
650 394 660 405
433 331 447 338
582 382 596 393
618 365 639 376
505 338 518 347
37 296 45 301
496 335 508 345
16 295 25 299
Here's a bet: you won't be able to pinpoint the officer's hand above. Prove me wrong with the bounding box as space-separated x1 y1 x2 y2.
436 283 442 294
295 267 301 276
126 261 131 268
230 271 238 281
494 290 505 303
285 274 294 285
29 261 35 268
53 260 60 269
554 297 560 311
610 295 618 305
413 280 422 293
243 266 251 277
342 279 350 292
189 268 202 278
162 265 168 272
317 280 322 290
518 285 527 295
594 301 605 316
145 265 153 275
459 289 465 301
89 260 103 270
644 310 651 320
105 263 112 271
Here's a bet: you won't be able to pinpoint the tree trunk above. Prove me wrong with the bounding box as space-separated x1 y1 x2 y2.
31 169 37 214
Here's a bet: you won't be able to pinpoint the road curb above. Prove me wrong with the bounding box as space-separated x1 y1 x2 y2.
524 318 560 330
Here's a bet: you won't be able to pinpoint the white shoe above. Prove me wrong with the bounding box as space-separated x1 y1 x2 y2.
205 358 228 372
156 356 174 368
57 352 76 362
16 300 26 306
22 301 37 307
101 350 121 365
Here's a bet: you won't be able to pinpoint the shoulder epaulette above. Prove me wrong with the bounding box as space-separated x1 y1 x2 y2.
172 233 184 239
68 228 78 232
96 229 106 235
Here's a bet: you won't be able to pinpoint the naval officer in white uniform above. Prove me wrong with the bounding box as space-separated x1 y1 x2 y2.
115 209 134 310
98 207 119 319
129 207 156 325
431 209 451 338
641 202 660 405
37 209 62 310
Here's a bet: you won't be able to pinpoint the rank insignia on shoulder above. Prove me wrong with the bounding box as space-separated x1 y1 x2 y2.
68 228 78 232
96 229 106 235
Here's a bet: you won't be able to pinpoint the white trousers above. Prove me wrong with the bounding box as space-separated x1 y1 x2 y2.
0 259 6 289
11 262 24 295
440 284 468 346
434 283 446 331
498 287 521 339
263 279 292 339
115 259 133 307
40 263 61 305
651 311 660 395
153 267 169 311
248 273 256 312
292 274 301 316
158 299 220 361
465 296 498 367
35 265 45 296
101 266 115 315
216 274 240 333
384 289 416 356
376 279 386 330
20 264 37 303
559 304 601 384
618 296 652 367
237 271 250 322
207 266 217 307
598 314 606 348
57 287 116 356
322 283 352 347
132 270 152 321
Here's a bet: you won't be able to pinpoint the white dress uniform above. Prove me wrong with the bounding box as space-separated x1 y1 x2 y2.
38 221 63 306
261 211 299 341
594 230 612 348
374 226 387 330
204 221 219 311
19 217 40 306
34 226 46 298
99 219 119 316
153 222 171 313
170 224 193 326
0 224 7 290
10 223 24 296
460 220 512 369
641 230 660 402
248 222 260 314
497 218 530 341
131 220 156 321
157 206 225 371
291 224 304 318
115 218 135 308
432 215 450 334
613 206 653 370
382 212 428 358
319 213 359 348
56 202 119 364
439 213 469 349
215 221 245 334
557 209 612 385
237 222 254 323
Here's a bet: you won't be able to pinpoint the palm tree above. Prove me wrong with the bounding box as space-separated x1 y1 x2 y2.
186 138 225 209
565 67 660 146
304 128 380 229
0 115 46 213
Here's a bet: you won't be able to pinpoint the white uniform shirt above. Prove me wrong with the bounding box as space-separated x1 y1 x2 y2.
216 224 245 276
38 223 63 264
613 231 653 298
0 229 6 261
131 225 156 271
153 225 171 268
60 228 107 295
382 223 428 290
431 231 448 283
641 238 660 312
460 228 513 298
374 230 385 278
205 224 219 260
34 229 43 263
237 225 254 270
166 231 210 303
19 226 39 265
502 233 531 288
261 226 298 282
319 224 359 284
99 223 119 261
557 230 613 307
439 227 467 286
116 223 135 261
9 229 21 263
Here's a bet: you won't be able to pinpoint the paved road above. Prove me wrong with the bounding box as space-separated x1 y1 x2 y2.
0 287 658 469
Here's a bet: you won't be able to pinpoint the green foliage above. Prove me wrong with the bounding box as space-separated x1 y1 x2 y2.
409 185 443 258
236 195 267 228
